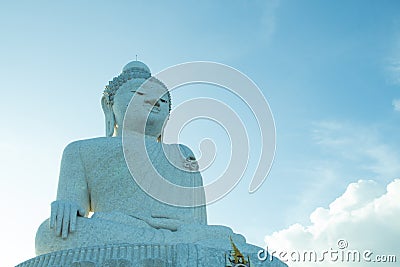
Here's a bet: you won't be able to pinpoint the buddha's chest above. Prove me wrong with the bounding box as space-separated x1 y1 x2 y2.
80 141 195 213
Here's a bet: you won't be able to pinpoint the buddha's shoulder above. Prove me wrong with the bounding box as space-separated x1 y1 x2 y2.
161 143 199 171
157 142 194 157
63 137 122 153
176 143 196 160
62 138 197 163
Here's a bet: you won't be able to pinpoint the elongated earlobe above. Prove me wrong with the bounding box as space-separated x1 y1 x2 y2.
101 96 116 137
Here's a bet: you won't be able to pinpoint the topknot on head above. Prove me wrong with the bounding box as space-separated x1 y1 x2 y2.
103 60 152 105
103 60 170 111
122 61 151 74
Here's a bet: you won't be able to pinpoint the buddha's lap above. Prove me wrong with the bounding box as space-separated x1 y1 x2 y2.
35 215 245 255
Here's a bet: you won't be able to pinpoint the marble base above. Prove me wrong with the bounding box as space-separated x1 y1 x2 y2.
16 243 287 267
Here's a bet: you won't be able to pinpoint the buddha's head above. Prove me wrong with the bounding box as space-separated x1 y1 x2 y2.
101 61 171 138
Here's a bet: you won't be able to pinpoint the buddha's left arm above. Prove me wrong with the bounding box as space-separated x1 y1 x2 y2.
178 144 208 225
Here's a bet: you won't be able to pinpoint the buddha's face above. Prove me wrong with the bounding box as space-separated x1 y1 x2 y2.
113 79 170 137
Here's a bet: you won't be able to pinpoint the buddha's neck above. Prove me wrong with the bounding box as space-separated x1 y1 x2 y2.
114 128 160 140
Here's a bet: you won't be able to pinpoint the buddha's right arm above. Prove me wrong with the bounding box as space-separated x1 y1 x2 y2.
50 141 90 238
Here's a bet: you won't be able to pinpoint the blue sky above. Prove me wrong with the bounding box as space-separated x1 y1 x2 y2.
1 1 400 266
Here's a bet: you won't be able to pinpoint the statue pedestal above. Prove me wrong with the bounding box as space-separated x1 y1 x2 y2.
16 243 286 267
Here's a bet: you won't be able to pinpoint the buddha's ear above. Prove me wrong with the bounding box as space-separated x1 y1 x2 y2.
101 95 116 137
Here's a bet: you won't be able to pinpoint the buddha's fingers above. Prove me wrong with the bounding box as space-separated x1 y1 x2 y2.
62 206 71 239
70 206 77 233
55 204 64 237
50 201 58 229
151 213 179 220
78 207 86 217
149 218 181 231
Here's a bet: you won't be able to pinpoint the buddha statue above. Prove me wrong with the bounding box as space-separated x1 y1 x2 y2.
35 61 246 256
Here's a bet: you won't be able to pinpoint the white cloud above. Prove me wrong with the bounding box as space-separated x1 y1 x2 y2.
264 179 400 267
387 59 400 85
393 99 400 111
386 32 400 85
312 121 400 179
260 0 281 42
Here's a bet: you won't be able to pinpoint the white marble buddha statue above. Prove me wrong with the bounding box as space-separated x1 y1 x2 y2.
35 61 246 256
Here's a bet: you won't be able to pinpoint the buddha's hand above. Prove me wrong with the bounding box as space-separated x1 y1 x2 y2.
147 214 182 232
50 200 86 239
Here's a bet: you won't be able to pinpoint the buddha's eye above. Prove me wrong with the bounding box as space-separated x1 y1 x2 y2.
131 91 144 95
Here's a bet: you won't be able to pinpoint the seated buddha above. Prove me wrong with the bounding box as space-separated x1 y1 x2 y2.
35 61 246 256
